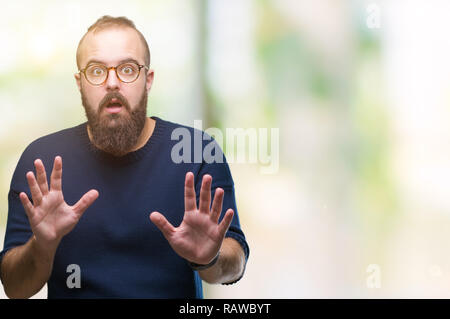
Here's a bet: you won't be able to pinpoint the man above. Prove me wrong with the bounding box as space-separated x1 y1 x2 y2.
0 16 249 298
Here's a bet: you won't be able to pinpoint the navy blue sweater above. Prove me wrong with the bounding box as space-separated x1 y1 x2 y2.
0 116 249 298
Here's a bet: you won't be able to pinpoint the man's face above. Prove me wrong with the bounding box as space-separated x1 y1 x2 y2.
75 27 154 156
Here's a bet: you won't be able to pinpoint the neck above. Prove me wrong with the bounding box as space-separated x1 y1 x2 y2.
87 116 155 154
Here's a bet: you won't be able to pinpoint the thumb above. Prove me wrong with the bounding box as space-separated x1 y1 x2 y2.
218 209 234 238
72 189 99 217
150 211 175 239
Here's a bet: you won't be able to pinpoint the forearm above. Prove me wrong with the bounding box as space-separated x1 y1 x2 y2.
199 237 246 284
0 235 58 299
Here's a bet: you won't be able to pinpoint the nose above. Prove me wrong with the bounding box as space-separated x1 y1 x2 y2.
105 68 120 91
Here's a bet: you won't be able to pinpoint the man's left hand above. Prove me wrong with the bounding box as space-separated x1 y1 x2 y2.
150 172 234 265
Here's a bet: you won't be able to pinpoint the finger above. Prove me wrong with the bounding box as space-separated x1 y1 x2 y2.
26 171 42 206
184 172 197 212
218 209 234 238
150 211 175 239
198 174 212 214
34 159 49 195
210 188 224 223
72 189 99 217
50 156 63 191
19 192 34 219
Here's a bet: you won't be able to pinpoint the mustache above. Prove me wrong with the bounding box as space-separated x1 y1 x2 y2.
99 92 130 111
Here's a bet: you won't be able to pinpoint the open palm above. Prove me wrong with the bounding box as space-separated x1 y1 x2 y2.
150 172 234 265
19 156 99 246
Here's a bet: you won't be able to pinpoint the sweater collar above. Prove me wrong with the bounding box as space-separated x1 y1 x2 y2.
76 116 165 165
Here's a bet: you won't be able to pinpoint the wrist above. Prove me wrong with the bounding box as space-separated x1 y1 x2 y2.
187 252 220 271
31 235 60 264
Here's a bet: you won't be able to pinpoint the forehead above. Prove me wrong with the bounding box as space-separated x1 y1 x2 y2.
79 27 145 67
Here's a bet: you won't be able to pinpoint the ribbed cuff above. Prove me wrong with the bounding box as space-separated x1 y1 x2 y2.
222 232 250 285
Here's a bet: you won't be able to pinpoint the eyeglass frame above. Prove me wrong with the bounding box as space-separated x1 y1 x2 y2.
78 61 150 86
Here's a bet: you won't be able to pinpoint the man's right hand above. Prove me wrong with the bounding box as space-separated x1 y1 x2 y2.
0 156 98 298
19 156 99 248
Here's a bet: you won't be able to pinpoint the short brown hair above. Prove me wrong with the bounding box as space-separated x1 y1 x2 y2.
76 15 151 69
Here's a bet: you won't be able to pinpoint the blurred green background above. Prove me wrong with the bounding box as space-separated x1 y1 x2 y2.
2 0 450 298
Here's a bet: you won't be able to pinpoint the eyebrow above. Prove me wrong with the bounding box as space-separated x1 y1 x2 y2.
84 58 142 67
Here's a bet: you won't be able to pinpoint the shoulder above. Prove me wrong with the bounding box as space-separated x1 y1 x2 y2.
11 123 86 185
155 116 220 148
155 117 234 187
24 123 85 155
155 117 225 164
154 116 204 137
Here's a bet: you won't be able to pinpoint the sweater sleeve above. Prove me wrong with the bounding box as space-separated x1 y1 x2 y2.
0 149 34 282
194 138 250 285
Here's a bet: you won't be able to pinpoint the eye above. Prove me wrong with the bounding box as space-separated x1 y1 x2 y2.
93 68 104 76
87 65 105 77
119 64 137 75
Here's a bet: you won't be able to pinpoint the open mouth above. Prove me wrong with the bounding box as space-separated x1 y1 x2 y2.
105 98 124 114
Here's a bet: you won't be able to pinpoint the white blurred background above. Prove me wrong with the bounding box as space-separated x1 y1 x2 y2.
1 0 450 298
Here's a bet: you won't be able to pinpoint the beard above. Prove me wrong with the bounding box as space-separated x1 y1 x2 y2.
81 88 148 157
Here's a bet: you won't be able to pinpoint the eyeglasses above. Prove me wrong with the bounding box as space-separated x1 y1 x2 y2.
79 62 149 86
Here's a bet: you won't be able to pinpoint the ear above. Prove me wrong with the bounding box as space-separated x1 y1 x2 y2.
74 72 81 91
145 69 154 93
